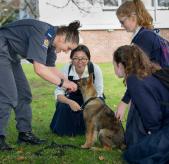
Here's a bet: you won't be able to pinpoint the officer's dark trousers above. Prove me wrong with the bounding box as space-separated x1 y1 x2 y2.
0 38 32 136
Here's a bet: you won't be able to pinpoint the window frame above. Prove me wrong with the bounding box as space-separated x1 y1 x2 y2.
152 0 169 9
102 0 169 10
102 0 123 10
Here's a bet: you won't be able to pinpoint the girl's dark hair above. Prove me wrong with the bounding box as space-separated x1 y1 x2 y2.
57 20 81 44
113 44 161 81
70 44 91 60
116 0 153 29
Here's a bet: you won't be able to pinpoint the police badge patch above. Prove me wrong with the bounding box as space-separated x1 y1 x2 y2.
42 27 55 49
42 38 49 49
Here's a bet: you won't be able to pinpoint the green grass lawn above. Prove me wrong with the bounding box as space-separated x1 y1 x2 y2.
0 63 126 164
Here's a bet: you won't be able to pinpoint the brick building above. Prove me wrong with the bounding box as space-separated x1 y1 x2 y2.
39 0 169 63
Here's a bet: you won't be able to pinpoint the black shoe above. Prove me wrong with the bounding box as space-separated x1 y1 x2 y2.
17 132 46 145
0 136 13 151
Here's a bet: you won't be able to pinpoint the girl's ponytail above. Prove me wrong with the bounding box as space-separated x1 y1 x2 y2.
133 0 153 29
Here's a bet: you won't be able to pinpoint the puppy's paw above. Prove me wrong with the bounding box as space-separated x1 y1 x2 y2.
120 144 126 150
103 145 112 151
81 144 91 149
91 147 102 151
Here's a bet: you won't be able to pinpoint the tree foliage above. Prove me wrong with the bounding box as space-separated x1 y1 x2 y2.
0 0 19 26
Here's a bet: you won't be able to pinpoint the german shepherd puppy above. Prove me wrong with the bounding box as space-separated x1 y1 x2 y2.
78 74 125 150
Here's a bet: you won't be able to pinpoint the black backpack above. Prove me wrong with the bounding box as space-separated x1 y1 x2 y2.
158 37 169 68
153 68 169 89
153 68 169 106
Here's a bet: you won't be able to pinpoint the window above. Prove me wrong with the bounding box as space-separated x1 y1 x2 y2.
103 0 125 9
103 0 169 9
152 0 169 8
104 0 118 7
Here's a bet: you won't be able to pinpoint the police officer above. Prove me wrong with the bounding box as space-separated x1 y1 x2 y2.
0 19 80 150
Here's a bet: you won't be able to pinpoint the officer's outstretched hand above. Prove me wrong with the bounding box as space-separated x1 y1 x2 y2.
63 80 77 92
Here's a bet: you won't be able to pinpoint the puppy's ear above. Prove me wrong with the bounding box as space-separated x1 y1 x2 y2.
88 73 93 85
78 78 85 86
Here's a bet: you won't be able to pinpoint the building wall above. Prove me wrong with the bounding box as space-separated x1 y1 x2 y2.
39 0 169 29
38 1 169 64
56 29 169 63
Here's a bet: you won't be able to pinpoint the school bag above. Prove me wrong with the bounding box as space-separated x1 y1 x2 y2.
158 36 169 67
154 28 169 67
153 68 169 89
153 68 169 106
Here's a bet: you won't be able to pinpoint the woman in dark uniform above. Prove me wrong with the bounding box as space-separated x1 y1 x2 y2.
113 44 169 164
50 45 104 136
0 19 80 150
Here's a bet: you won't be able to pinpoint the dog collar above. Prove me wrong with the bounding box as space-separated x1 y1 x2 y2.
80 96 98 110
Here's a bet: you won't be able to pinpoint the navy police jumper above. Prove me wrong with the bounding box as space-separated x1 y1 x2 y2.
0 19 57 135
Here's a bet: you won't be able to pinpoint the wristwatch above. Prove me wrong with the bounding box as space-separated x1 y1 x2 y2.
58 79 64 87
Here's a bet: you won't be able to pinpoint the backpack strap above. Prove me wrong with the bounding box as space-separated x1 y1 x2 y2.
87 62 95 81
68 64 73 81
152 28 169 67
153 68 169 89
153 68 169 106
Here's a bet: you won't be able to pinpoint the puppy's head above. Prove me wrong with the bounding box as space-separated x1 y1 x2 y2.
78 73 97 99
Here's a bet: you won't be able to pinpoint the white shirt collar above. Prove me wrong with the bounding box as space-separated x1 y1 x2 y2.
69 64 89 80
132 26 142 40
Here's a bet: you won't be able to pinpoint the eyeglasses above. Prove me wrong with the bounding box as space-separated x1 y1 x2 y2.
72 57 88 62
119 17 128 25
